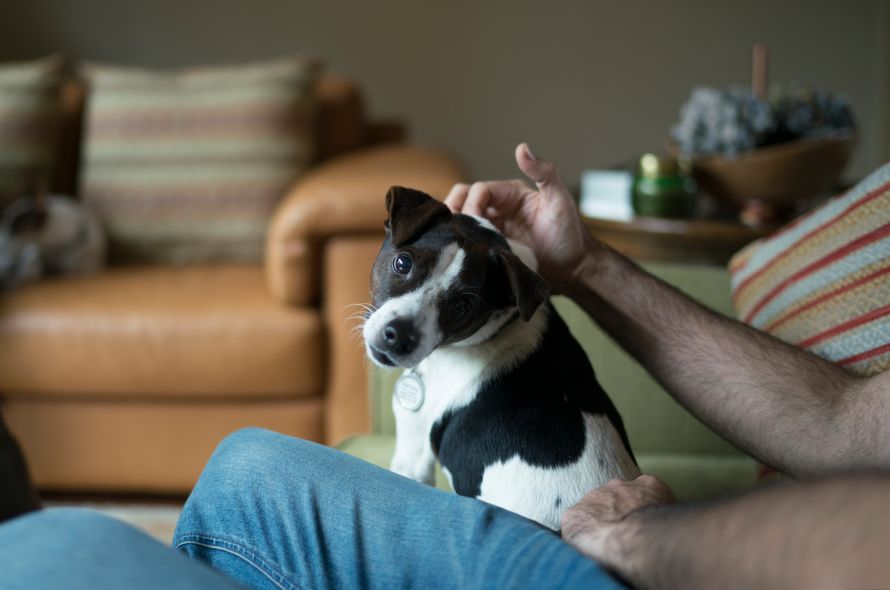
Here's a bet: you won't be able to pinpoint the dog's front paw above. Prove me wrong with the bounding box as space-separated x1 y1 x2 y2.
390 458 434 486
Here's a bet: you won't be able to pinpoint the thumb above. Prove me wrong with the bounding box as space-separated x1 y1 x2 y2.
514 143 568 193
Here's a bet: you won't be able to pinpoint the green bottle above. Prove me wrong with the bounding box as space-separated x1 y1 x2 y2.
631 153 697 219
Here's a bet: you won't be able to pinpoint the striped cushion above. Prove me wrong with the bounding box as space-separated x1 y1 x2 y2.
80 58 321 263
0 55 63 205
730 162 890 376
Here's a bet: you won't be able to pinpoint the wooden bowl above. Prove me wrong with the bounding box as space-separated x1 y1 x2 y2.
678 135 856 214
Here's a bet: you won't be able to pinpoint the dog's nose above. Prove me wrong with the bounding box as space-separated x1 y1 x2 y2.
382 319 419 356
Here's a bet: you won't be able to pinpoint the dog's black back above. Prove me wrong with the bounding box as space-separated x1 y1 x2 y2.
430 306 635 498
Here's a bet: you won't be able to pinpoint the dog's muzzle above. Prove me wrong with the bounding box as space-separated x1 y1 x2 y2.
367 318 420 367
381 318 419 356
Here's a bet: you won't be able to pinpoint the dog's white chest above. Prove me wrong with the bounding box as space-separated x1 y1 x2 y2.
388 353 487 486
392 349 488 427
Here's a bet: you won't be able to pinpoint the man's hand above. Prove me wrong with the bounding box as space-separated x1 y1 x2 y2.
564 474 890 590
561 475 675 580
444 143 595 293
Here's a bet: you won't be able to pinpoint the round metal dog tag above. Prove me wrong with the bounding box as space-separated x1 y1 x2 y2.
394 372 425 412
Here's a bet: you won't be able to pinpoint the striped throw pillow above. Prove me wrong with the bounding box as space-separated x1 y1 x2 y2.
730 162 890 376
0 55 63 205
80 58 321 264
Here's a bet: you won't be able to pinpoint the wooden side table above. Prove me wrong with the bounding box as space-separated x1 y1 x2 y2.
583 216 774 266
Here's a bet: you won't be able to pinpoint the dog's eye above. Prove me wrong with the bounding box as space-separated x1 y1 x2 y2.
392 253 413 275
453 296 474 319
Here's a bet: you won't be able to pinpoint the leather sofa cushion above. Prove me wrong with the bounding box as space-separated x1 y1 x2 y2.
7 396 323 492
0 265 323 398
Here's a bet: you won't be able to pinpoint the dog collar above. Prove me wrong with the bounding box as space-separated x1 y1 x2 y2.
394 370 425 412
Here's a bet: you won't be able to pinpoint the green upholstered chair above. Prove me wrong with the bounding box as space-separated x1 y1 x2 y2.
339 262 760 503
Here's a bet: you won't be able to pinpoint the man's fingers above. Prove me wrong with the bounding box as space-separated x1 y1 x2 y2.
462 182 495 217
446 182 502 217
444 183 470 213
514 142 569 195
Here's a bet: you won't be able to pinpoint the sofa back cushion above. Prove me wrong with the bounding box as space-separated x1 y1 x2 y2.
730 163 890 376
80 57 321 264
0 55 64 205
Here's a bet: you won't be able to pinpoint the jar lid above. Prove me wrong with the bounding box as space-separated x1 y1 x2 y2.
638 153 680 178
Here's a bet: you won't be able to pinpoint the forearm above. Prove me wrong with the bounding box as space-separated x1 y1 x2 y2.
607 474 890 590
567 237 883 476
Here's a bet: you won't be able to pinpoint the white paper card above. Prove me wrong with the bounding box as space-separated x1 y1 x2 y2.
580 170 633 222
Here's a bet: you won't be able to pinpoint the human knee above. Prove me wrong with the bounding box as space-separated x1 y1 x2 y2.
193 428 332 495
211 427 317 470
178 429 337 537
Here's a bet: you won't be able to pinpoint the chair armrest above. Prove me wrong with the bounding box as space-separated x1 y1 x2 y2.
265 144 465 305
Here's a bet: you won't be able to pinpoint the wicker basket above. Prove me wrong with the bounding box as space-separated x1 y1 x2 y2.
683 135 856 210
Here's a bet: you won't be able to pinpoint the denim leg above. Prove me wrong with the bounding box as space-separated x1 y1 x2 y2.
0 507 248 590
174 428 624 590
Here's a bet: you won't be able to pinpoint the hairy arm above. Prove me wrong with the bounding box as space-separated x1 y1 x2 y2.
562 473 890 590
568 238 890 477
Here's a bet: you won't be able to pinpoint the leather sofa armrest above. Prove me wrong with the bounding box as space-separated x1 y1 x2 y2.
265 144 465 306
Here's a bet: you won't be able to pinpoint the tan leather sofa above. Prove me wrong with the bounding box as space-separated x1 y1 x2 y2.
0 76 465 494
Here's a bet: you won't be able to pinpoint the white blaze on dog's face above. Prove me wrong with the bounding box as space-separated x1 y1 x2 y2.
363 187 549 368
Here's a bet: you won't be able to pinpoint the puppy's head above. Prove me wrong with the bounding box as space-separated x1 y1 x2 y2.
363 186 549 368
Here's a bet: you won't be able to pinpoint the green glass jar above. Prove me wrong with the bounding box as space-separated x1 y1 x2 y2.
631 153 697 218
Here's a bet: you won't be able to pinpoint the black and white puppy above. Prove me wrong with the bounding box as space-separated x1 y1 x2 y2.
363 186 639 531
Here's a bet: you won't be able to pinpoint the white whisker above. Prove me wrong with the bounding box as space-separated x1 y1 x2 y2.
344 302 377 346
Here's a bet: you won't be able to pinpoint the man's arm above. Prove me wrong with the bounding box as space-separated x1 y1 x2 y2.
562 473 890 590
567 239 890 477
447 143 890 478
569 240 890 476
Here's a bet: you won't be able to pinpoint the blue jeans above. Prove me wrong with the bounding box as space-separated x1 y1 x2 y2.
0 508 248 590
0 428 622 589
174 428 622 589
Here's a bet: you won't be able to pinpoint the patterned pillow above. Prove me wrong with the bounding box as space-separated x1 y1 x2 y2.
0 55 63 205
80 57 321 263
730 162 890 376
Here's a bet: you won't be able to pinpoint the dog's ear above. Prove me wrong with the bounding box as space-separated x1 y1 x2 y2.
385 186 451 247
497 250 550 321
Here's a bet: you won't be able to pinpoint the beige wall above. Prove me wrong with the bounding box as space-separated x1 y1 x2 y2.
1 0 886 183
